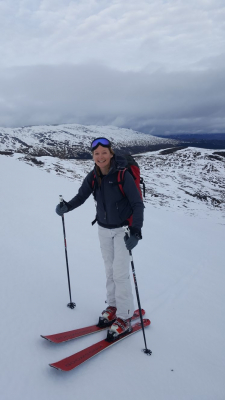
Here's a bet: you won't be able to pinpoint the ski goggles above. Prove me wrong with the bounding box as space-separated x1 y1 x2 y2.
91 137 111 151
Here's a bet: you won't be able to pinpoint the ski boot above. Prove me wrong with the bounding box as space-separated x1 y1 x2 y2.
97 306 117 328
107 317 132 341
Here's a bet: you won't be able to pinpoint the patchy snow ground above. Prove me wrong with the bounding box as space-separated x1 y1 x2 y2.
0 155 225 400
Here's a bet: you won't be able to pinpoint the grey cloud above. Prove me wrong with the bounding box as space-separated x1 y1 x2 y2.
0 62 224 133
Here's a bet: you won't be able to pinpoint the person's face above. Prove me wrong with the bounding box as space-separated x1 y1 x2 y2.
92 145 113 171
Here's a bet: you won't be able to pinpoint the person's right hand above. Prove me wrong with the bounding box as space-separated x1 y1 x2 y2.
55 202 69 216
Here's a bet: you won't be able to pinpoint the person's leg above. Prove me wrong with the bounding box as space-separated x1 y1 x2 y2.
112 228 134 320
98 225 116 307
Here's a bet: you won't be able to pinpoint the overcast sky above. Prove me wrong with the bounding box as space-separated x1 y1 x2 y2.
0 0 225 134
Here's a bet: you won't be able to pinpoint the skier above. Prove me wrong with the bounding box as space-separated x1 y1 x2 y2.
56 137 144 338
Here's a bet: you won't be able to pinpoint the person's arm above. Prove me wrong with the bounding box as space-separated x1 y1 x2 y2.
122 171 144 233
67 172 93 211
56 171 93 215
122 172 144 250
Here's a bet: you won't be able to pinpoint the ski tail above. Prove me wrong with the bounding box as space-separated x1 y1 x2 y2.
41 309 146 343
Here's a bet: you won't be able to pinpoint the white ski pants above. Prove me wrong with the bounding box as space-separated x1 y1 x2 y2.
98 225 134 320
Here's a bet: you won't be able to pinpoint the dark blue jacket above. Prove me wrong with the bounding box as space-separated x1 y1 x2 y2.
67 156 144 234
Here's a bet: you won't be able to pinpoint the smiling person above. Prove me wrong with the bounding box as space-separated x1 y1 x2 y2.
55 137 144 338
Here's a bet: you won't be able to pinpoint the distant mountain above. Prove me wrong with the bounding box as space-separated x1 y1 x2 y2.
0 123 179 159
153 133 225 150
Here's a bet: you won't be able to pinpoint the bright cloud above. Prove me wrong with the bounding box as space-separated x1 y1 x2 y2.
1 0 225 71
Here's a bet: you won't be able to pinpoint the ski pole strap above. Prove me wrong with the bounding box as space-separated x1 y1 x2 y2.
124 226 130 236
59 195 64 207
92 217 97 226
140 177 146 197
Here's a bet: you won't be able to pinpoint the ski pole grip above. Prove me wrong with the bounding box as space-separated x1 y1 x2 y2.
59 195 64 208
124 226 130 238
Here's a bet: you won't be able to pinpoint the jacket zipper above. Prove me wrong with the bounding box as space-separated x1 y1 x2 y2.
101 178 107 222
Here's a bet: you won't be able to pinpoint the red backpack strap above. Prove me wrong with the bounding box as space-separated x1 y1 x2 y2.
91 170 97 225
92 171 96 189
129 165 143 199
117 168 127 196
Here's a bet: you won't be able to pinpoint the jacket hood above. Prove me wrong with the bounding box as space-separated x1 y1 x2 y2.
114 154 128 169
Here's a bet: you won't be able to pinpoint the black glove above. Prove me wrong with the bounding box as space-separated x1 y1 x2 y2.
124 227 142 251
55 201 69 216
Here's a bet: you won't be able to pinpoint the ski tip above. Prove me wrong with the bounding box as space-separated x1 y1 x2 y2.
133 309 146 317
140 318 151 327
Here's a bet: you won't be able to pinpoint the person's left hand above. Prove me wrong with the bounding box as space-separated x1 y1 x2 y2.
124 234 139 251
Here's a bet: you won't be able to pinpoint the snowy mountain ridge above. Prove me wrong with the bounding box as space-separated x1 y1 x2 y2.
0 123 224 218
0 123 179 159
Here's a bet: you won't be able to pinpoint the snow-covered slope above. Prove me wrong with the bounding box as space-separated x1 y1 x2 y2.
137 147 225 216
0 153 224 400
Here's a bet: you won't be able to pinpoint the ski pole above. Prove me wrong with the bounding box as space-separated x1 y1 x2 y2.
124 227 152 355
59 195 76 309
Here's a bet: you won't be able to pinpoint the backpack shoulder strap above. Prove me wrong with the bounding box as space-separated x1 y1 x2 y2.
91 170 98 199
91 170 98 225
117 168 127 196
92 169 97 188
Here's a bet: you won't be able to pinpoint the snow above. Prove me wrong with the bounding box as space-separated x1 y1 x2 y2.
0 154 225 400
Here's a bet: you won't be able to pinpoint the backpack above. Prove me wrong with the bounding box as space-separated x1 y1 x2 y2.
116 154 145 200
91 154 145 226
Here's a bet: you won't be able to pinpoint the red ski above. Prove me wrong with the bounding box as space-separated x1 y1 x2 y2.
41 309 145 344
50 318 151 371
